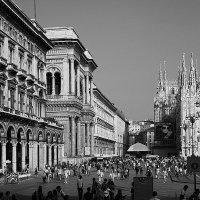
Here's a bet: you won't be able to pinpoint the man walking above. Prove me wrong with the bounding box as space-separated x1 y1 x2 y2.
77 175 83 200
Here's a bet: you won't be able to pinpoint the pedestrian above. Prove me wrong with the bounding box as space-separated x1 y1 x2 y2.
0 192 4 200
77 175 83 200
45 191 53 200
180 185 188 200
11 194 17 200
83 187 93 200
131 182 134 200
115 189 126 200
149 191 160 200
56 185 66 200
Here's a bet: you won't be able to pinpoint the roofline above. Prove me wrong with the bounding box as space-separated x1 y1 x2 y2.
1 0 53 50
93 87 117 112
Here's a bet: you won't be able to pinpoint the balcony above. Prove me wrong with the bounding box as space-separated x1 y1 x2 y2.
0 56 7 71
26 74 35 85
17 69 27 80
7 63 18 75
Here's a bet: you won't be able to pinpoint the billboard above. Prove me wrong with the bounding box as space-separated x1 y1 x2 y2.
155 122 175 141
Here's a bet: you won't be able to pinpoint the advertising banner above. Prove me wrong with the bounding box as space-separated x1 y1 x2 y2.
154 122 175 141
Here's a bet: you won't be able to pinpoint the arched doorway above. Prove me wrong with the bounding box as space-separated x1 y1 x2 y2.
6 127 14 172
46 72 52 95
16 129 22 172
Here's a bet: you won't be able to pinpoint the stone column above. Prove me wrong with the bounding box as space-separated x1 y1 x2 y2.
82 77 85 104
48 145 52 166
77 120 81 155
21 142 26 170
52 74 55 95
90 123 94 156
86 75 89 104
43 144 47 168
77 64 80 97
2 141 6 171
71 117 75 156
29 142 33 172
81 123 85 156
90 78 93 106
12 141 17 173
33 142 38 170
87 123 90 147
53 145 57 165
71 58 75 94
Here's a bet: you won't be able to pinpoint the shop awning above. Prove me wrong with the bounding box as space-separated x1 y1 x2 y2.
127 143 150 152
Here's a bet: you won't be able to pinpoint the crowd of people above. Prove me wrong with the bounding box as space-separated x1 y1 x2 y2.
1 155 200 200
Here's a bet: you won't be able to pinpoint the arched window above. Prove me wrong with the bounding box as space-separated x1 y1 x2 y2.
47 72 52 95
55 72 61 95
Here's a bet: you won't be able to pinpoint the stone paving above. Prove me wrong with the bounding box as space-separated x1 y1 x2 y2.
0 169 200 200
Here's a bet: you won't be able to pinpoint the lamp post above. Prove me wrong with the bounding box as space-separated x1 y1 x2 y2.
185 115 199 192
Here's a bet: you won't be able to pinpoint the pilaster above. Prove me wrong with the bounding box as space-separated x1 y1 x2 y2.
54 145 57 165
77 120 81 155
86 75 89 104
90 123 94 156
21 141 26 170
71 58 75 94
12 141 17 173
77 64 80 96
2 141 6 171
86 123 90 147
48 145 52 165
71 117 75 156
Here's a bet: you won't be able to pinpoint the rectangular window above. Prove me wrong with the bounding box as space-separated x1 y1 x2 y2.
10 89 15 109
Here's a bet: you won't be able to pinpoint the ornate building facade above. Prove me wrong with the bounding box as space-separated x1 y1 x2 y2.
154 53 200 157
45 27 97 159
0 0 64 172
93 86 116 156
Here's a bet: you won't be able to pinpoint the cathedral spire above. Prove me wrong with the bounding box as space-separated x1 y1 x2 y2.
180 53 187 87
195 59 199 83
189 52 196 86
163 61 167 82
158 62 163 92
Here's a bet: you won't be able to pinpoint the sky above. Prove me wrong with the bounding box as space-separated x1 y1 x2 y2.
13 0 200 121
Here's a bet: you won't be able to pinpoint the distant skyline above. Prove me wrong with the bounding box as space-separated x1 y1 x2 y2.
13 0 200 121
